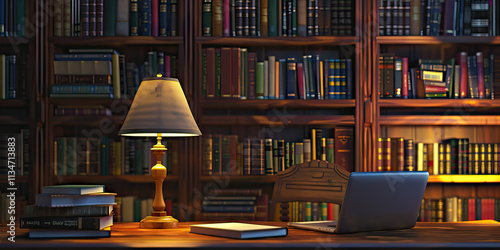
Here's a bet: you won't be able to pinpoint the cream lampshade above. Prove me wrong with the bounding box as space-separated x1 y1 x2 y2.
118 77 201 229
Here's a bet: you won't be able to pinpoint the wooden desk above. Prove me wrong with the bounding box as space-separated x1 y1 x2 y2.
2 220 500 249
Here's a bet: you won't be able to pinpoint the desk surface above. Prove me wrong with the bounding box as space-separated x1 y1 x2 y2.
2 220 500 249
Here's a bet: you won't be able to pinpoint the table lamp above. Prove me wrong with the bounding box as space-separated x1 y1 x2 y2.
118 77 201 229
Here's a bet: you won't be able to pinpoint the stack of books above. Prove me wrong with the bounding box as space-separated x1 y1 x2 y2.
20 185 116 238
201 188 268 221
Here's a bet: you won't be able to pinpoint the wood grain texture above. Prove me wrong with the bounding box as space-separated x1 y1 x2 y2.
200 115 355 126
377 36 500 45
2 221 500 249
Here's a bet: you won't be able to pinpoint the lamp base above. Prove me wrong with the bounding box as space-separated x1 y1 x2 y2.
139 215 179 229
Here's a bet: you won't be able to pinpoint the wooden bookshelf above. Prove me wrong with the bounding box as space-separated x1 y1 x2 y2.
200 175 277 184
197 36 360 46
49 36 184 46
379 115 500 126
377 36 500 45
200 115 356 126
52 175 179 184
428 175 500 184
199 99 356 109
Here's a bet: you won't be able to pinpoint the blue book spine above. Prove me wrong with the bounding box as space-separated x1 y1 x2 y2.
159 0 167 36
307 56 316 99
0 0 4 37
54 54 113 61
140 0 152 36
328 59 335 99
51 85 113 94
346 59 352 99
286 58 296 99
8 55 15 99
334 59 340 99
340 59 347 99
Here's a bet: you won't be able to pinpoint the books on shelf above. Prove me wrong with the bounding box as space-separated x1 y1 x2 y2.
202 0 355 37
200 188 268 221
379 52 496 99
277 201 340 222
202 128 352 176
0 0 28 37
377 137 500 175
53 0 178 37
379 0 500 36
23 184 114 238
0 54 19 99
0 129 30 176
202 48 354 100
190 222 288 239
51 50 177 99
418 197 500 222
53 137 179 176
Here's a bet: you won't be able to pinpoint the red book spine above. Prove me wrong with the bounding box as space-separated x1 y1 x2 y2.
164 55 171 77
482 198 487 220
247 52 257 99
152 0 158 36
469 198 475 221
334 127 354 172
96 0 104 36
231 47 241 98
206 48 216 98
424 85 447 93
327 203 333 220
89 0 96 36
297 62 304 99
223 0 230 36
476 52 485 98
221 48 232 98
255 194 269 221
402 57 408 98
459 52 468 98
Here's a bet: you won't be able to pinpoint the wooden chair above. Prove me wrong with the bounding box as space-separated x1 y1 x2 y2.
270 160 351 220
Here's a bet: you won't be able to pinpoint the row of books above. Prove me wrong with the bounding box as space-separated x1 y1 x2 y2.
51 49 177 99
276 201 341 222
379 52 500 99
202 0 355 37
113 197 177 222
202 128 353 176
418 197 500 222
202 48 354 100
0 129 29 176
53 137 179 176
0 0 28 37
201 189 268 221
377 137 500 175
379 0 500 36
0 55 17 99
20 185 115 238
53 0 178 37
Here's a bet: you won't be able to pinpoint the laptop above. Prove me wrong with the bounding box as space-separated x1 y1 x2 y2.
288 171 429 234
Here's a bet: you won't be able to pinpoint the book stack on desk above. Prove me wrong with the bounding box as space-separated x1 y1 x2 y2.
20 185 116 238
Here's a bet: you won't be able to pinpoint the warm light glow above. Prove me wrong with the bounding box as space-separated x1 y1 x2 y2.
120 133 200 137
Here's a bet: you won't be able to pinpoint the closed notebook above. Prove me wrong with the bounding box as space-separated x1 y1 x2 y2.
41 185 104 195
190 222 288 239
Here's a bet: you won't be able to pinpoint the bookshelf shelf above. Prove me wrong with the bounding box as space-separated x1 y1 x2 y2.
376 36 500 45
199 99 356 109
428 175 500 183
52 175 178 184
49 36 184 46
0 99 29 108
50 98 132 107
0 175 29 183
200 175 277 184
0 37 30 45
196 36 360 46
200 115 355 126
379 115 500 126
0 116 30 125
51 116 124 126
379 99 500 108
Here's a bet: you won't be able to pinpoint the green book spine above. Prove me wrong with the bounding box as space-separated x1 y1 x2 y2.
285 142 290 169
202 0 212 36
321 202 327 220
171 55 177 78
256 61 264 99
268 0 277 36
129 0 139 35
305 202 311 221
133 199 141 222
56 138 66 175
289 142 294 166
16 0 25 36
103 0 117 36
66 137 77 175
112 54 121 99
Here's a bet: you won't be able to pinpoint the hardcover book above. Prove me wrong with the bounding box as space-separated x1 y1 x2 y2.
36 193 116 207
41 185 104 195
190 222 287 239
